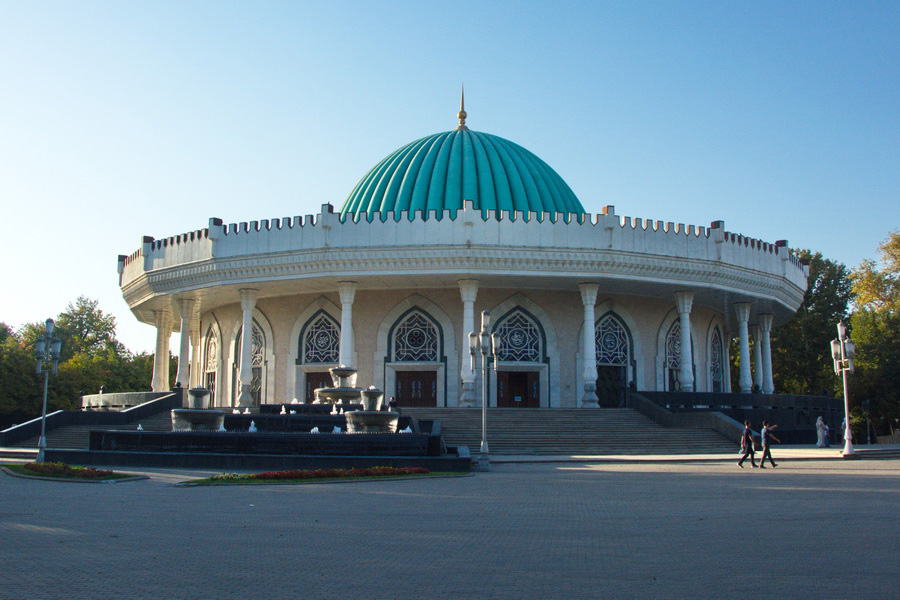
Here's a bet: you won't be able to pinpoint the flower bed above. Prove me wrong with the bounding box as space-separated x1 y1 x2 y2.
24 462 115 479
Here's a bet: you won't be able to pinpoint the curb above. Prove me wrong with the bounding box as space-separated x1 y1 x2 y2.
0 466 149 484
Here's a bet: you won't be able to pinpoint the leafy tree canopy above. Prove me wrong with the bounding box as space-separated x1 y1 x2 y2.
850 230 899 311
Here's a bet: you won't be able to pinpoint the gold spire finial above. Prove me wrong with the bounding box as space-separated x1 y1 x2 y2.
457 85 468 130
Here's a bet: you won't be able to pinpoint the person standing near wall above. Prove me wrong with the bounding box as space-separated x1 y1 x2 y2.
737 420 758 468
759 420 779 468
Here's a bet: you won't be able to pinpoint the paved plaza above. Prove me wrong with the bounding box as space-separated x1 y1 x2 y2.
1 457 897 599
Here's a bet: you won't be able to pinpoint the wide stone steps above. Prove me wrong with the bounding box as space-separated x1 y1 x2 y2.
11 411 174 450
405 408 736 455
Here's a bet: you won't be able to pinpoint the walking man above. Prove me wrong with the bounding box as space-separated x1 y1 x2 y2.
738 420 757 468
759 420 780 468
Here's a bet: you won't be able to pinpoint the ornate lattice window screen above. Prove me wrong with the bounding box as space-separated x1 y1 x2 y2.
205 332 218 373
711 328 724 392
303 315 340 364
596 315 628 365
394 312 438 362
250 325 265 367
496 312 540 362
666 321 682 369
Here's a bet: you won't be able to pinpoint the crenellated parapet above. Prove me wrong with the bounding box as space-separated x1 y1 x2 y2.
119 200 808 322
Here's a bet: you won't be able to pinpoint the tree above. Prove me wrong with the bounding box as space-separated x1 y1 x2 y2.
770 250 854 395
848 231 900 435
53 296 120 360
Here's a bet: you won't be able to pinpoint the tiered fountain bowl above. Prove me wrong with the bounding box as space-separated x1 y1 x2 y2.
313 367 364 404
171 387 225 431
345 388 399 434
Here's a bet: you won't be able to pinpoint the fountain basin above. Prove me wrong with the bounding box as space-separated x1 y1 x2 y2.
186 388 211 409
345 411 399 434
171 409 226 431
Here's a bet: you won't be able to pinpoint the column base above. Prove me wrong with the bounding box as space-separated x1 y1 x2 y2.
459 380 476 408
580 382 599 408
238 385 255 408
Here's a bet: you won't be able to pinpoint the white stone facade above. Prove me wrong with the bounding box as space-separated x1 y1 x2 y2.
118 202 808 407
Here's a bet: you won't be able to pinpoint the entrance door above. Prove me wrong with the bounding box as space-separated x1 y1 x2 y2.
306 371 334 403
596 365 626 408
497 371 539 408
395 371 437 407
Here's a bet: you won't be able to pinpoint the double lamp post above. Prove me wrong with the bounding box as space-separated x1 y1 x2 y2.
469 310 498 471
830 321 856 458
34 318 62 463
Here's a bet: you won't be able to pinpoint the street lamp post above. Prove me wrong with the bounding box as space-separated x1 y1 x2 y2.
469 310 495 471
34 318 62 463
830 322 856 458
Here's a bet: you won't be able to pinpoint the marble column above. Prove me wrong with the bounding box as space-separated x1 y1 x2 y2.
189 317 201 388
237 289 258 408
752 325 763 392
734 303 752 393
151 309 172 392
338 282 357 369
674 292 694 392
458 279 479 407
579 283 600 407
759 314 775 394
175 298 195 389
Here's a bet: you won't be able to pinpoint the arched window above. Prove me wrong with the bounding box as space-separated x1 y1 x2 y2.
204 327 218 400
301 313 340 364
665 320 694 392
495 310 541 362
233 321 266 405
393 311 438 362
710 327 724 393
596 314 629 366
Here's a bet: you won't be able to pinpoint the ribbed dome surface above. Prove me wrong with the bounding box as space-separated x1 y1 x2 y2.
340 129 585 220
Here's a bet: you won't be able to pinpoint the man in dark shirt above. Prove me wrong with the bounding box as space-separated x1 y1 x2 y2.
737 420 758 468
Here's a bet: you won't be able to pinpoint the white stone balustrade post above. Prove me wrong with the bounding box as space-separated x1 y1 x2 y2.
458 279 479 407
237 289 258 408
579 283 600 407
175 298 195 389
338 282 357 369
674 291 695 392
759 314 775 394
734 303 752 393
151 310 172 392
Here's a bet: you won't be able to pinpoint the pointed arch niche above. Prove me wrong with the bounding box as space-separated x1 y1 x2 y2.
288 297 342 403
201 319 223 407
487 294 560 408
655 309 698 392
576 300 644 397
706 318 730 394
226 308 275 408
374 295 457 407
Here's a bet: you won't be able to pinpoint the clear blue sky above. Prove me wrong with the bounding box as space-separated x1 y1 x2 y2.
1 1 897 354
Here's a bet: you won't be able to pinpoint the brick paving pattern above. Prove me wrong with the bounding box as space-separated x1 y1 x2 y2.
1 458 897 599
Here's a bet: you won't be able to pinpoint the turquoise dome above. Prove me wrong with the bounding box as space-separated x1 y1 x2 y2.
340 129 585 220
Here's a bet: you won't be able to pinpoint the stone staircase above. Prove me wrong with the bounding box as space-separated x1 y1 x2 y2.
9 411 174 450
405 407 736 455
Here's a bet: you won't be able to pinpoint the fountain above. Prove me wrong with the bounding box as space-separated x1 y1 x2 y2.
345 387 399 434
313 366 364 405
171 387 226 431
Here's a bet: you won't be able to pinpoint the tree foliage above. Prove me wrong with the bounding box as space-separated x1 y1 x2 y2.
0 299 162 428
770 250 854 395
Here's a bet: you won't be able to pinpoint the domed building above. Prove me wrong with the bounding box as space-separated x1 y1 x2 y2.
117 100 808 411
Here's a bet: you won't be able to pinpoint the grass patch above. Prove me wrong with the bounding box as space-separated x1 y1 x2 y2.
7 462 134 481
185 466 467 485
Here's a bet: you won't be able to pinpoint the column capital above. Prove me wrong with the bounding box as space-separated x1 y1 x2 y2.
458 279 479 303
153 309 172 330
176 297 196 319
758 313 774 332
239 288 258 310
578 282 599 306
338 281 357 304
733 302 751 322
674 291 694 314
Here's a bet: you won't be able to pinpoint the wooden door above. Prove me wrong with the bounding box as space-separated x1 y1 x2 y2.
497 371 539 408
395 371 437 407
596 365 626 407
306 371 334 403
